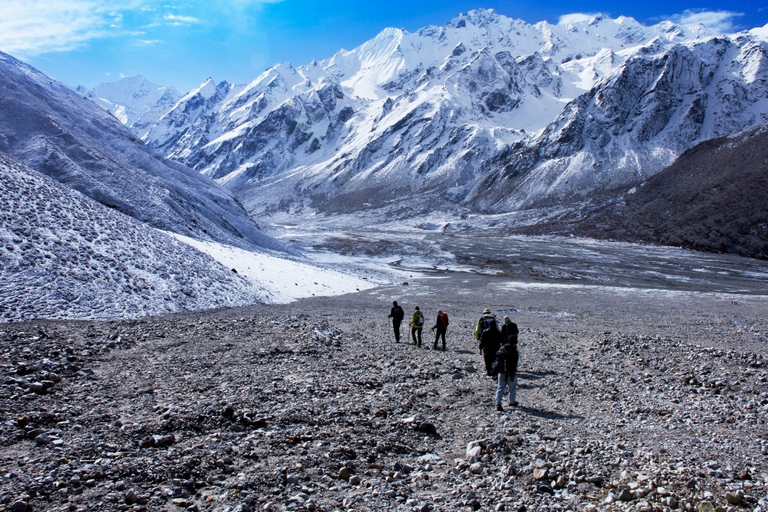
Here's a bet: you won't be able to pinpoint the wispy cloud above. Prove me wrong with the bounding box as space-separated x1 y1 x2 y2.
0 0 121 56
669 9 744 33
164 14 201 26
0 0 285 57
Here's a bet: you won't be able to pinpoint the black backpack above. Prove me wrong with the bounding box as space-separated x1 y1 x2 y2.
480 316 501 348
393 306 404 320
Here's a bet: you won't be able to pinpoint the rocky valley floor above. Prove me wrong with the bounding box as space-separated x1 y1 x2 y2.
1 273 767 512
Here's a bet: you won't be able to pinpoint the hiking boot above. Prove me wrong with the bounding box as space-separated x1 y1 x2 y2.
495 404 503 412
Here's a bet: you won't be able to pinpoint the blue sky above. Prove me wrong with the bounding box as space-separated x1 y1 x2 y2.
1 0 766 92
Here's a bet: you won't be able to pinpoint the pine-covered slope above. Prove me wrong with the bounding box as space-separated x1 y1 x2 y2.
0 51 284 253
133 10 768 224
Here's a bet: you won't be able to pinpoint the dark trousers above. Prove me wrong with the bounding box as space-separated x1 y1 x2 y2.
411 327 423 347
433 327 446 350
392 320 401 342
483 344 500 376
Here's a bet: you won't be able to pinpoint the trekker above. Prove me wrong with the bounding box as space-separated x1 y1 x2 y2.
388 301 405 343
492 334 519 411
431 309 449 351
410 306 425 347
501 315 519 345
476 309 502 377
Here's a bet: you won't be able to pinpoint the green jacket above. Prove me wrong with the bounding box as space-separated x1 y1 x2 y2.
475 313 497 339
410 311 424 328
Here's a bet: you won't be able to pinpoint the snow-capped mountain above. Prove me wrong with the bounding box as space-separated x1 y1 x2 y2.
133 9 768 223
0 154 266 321
0 50 283 253
76 74 182 136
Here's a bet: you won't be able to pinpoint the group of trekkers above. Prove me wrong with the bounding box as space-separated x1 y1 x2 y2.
387 301 449 350
388 302 520 411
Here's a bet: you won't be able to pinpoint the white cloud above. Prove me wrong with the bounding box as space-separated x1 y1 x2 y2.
164 14 201 26
0 0 284 57
670 9 744 33
0 0 120 56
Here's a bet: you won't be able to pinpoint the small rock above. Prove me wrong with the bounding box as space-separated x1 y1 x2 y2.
125 489 139 505
699 501 715 512
725 490 743 505
8 501 28 512
618 488 634 502
348 475 361 486
34 433 52 445
338 467 350 481
29 382 46 394
469 462 483 474
533 468 548 481
417 422 437 435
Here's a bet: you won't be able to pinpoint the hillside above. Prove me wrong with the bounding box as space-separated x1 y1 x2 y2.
549 125 768 260
0 154 266 321
0 51 282 254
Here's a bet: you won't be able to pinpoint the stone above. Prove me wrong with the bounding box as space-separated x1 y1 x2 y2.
699 501 715 512
417 422 437 435
34 433 52 445
8 501 28 512
618 488 634 501
725 490 743 505
469 462 483 474
339 467 351 481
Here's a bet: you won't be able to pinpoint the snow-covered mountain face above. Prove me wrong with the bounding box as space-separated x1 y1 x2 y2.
0 154 266 321
0 51 284 253
76 75 182 136
132 9 768 224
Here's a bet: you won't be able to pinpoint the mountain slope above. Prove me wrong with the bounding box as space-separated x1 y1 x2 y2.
0 51 284 253
518 124 768 260
616 125 768 258
0 154 267 321
133 10 768 225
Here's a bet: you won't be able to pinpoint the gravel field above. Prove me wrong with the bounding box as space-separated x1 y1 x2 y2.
1 271 767 512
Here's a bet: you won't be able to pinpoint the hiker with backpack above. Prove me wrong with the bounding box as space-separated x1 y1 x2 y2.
501 315 519 345
388 300 405 343
476 308 502 377
431 309 449 351
492 324 519 411
410 306 425 347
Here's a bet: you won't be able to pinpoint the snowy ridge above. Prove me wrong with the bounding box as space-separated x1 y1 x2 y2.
0 50 284 254
125 10 768 224
0 155 265 321
0 155 379 321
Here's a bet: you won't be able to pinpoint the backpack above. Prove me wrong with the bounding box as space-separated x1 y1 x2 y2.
415 314 424 326
393 306 404 320
438 312 449 327
479 316 501 349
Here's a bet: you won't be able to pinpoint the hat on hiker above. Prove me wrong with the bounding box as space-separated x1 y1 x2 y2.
483 308 491 314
